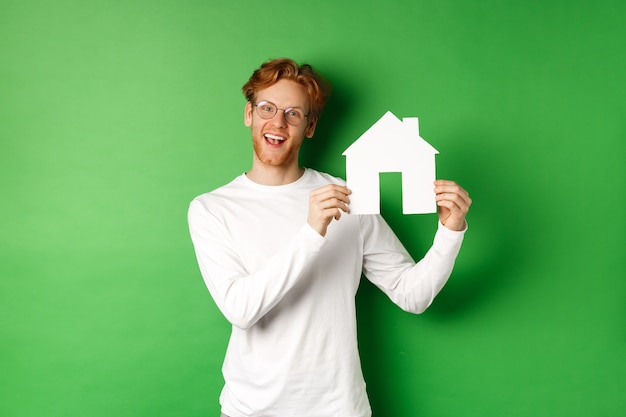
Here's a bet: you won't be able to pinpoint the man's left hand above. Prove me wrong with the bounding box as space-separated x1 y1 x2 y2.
434 180 472 231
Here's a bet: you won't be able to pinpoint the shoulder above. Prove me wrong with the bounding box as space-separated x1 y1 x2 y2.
189 174 247 213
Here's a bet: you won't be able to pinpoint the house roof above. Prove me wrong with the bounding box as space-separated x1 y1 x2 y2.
342 111 438 157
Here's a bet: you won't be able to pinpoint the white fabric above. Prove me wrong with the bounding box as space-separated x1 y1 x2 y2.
188 168 466 417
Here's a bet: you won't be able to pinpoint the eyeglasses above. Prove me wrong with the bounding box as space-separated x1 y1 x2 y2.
253 100 309 126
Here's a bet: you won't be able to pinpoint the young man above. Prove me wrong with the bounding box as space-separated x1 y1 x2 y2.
188 58 471 417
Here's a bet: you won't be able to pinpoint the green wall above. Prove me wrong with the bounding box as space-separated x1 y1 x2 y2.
1 0 624 416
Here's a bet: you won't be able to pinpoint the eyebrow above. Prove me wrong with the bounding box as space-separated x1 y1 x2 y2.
257 100 306 110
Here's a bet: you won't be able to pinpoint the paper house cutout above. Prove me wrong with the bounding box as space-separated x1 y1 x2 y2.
342 111 439 215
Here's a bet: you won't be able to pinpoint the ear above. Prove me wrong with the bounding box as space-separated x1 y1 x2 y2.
244 101 253 127
304 116 318 138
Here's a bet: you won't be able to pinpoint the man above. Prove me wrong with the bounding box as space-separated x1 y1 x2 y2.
188 58 471 417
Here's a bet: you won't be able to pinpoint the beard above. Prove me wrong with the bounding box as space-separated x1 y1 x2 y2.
251 131 302 169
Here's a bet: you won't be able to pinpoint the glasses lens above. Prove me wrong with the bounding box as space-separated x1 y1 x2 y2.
284 108 305 125
255 101 306 125
256 101 276 119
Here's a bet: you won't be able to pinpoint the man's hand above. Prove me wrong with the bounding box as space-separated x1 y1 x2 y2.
434 180 472 231
308 184 351 237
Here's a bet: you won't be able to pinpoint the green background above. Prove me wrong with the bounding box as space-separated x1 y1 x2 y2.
1 0 624 416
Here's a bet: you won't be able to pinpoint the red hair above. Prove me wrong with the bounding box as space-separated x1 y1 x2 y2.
242 58 331 119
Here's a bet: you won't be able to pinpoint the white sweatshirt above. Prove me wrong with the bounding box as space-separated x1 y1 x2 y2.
188 168 465 417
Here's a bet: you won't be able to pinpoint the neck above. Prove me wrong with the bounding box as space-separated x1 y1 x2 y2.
246 164 305 186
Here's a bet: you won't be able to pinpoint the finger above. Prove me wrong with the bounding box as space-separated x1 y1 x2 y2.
311 184 351 198
434 179 467 189
318 206 343 221
434 182 469 198
434 182 471 206
434 179 458 186
435 191 472 209
311 183 351 194
311 196 350 219
436 198 461 212
312 188 351 206
436 197 471 221
322 197 350 214
436 195 471 214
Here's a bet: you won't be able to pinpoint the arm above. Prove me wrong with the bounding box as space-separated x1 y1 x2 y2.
188 199 326 330
361 216 465 313
187 184 351 329
362 181 471 313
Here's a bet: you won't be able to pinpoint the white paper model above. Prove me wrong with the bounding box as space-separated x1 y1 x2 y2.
343 111 439 215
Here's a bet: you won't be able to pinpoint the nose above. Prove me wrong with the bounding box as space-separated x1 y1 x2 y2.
270 109 288 127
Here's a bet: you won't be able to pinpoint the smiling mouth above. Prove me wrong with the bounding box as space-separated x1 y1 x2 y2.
264 133 286 145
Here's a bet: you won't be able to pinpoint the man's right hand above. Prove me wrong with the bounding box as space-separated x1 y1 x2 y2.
307 184 351 237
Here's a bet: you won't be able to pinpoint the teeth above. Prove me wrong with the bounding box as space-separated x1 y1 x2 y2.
265 133 285 141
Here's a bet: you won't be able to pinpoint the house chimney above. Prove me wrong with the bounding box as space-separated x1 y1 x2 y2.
403 117 419 135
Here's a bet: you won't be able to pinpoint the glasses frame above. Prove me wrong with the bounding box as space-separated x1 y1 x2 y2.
252 100 310 126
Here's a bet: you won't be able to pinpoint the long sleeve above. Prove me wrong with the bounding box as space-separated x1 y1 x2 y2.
187 169 460 417
361 215 466 313
188 198 326 330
